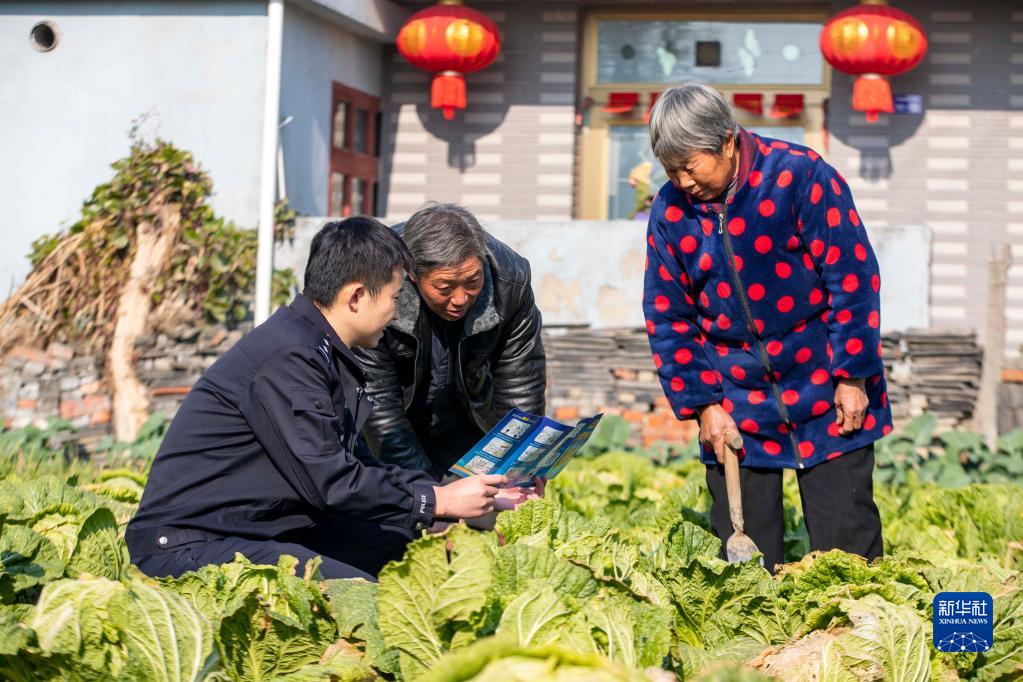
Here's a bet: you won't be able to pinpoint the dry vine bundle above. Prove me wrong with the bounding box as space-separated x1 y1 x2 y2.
0 140 210 356
0 138 295 441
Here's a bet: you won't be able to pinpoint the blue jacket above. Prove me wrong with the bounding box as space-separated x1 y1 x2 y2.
642 132 893 469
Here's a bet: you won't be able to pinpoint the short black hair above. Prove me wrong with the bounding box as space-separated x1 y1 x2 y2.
304 217 414 307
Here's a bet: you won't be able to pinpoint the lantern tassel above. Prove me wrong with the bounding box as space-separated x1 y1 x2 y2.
852 75 893 123
432 72 466 120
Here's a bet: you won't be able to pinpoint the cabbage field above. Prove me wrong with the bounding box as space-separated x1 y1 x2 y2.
0 418 1021 681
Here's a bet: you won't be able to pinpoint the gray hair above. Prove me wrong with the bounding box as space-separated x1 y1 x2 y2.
402 203 487 278
648 83 739 167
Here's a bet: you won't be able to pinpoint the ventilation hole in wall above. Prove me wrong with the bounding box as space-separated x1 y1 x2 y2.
30 21 59 52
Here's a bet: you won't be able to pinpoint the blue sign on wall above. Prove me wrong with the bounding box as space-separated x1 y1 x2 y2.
893 94 924 115
933 592 994 652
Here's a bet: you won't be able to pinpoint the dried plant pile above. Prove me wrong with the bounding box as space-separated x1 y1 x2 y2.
0 138 294 355
0 137 295 441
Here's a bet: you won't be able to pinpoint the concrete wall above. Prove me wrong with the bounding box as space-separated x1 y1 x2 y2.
279 2 386 216
378 1 578 221
279 217 930 332
824 0 1023 356
0 1 268 296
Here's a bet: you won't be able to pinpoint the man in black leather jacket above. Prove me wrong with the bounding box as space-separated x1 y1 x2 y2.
356 204 547 478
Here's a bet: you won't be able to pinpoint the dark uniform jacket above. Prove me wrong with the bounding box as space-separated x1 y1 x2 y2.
126 294 438 551
355 232 546 472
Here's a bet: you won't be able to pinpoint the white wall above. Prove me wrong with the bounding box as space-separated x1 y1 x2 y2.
279 2 383 217
0 1 267 296
279 218 932 333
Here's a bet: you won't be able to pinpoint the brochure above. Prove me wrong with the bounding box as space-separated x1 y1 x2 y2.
448 409 603 484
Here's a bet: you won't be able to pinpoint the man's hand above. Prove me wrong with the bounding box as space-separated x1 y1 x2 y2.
697 404 740 464
433 474 506 519
493 477 546 512
834 378 868 435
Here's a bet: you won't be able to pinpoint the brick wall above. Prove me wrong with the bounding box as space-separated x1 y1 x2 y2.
380 0 1021 356
379 1 578 221
824 0 1023 358
0 324 248 448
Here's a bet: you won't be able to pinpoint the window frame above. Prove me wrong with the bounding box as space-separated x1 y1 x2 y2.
329 81 381 217
576 7 831 220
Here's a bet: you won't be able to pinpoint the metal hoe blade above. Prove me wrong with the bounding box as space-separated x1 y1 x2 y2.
722 430 764 567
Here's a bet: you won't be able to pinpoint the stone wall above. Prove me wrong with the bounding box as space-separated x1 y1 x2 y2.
2 322 1008 452
0 323 249 448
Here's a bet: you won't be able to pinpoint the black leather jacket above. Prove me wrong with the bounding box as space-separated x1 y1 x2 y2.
355 233 547 471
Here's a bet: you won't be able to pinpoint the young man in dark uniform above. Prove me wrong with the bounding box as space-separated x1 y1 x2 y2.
127 217 529 580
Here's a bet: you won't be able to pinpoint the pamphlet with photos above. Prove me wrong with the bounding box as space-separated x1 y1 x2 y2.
449 409 603 484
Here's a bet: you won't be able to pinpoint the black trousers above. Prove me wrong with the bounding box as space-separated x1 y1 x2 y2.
705 444 884 574
127 516 415 582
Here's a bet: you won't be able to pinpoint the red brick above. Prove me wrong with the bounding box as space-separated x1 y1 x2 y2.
90 409 111 426
643 413 670 430
554 406 579 421
82 395 110 413
622 409 644 423
60 399 86 419
7 346 46 364
1004 369 1023 383
16 398 37 410
79 380 102 396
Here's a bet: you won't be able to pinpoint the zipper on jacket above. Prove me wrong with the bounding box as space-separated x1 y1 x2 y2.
352 386 365 450
718 208 804 468
454 337 489 434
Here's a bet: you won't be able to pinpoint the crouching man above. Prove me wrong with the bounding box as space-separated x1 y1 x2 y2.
356 203 547 478
126 217 533 581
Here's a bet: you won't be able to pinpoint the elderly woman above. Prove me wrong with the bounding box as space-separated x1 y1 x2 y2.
642 83 891 572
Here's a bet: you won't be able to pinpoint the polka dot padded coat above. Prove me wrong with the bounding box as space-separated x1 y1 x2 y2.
642 132 893 469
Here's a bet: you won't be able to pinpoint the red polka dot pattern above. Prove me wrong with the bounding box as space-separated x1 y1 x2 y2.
641 133 891 469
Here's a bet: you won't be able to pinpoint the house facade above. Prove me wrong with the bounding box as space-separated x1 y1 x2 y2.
2 0 1020 354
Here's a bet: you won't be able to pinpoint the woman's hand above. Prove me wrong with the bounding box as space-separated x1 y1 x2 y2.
834 378 868 435
697 403 740 464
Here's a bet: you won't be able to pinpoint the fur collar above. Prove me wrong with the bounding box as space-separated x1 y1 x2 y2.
390 257 500 338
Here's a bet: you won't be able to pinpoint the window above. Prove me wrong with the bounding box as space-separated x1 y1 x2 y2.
596 20 823 85
329 83 380 217
577 10 829 220
608 126 668 220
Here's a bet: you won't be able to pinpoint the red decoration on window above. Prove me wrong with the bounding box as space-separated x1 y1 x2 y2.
733 93 763 116
820 2 927 123
643 92 661 124
603 92 639 114
642 92 658 123
771 94 804 118
396 0 501 120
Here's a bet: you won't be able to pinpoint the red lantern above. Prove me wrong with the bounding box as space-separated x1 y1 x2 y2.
820 1 927 122
396 0 501 120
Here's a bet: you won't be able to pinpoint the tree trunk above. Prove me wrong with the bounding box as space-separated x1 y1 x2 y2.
109 204 182 443
973 244 1011 449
